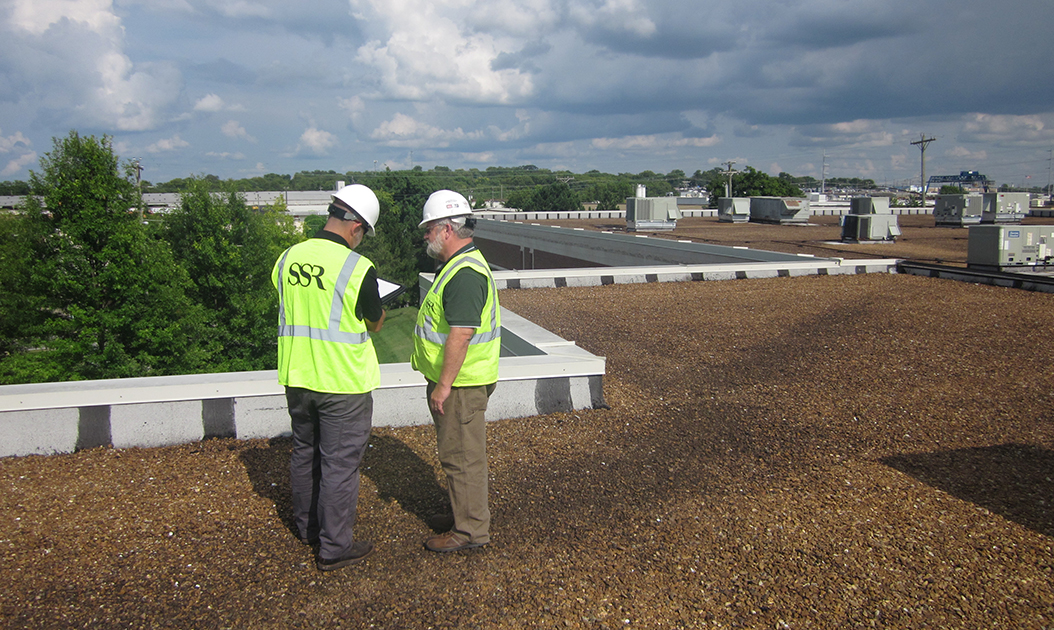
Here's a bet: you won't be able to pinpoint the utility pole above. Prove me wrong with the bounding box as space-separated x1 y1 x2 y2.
133 158 144 221
1047 149 1052 205
820 150 828 196
722 161 738 198
911 134 936 208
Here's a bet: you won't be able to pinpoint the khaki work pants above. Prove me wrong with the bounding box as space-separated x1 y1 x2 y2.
427 381 495 545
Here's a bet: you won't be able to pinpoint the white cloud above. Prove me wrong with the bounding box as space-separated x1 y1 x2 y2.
591 133 720 150
0 130 35 176
205 151 246 159
338 96 366 127
958 113 1054 146
221 120 256 142
147 135 190 153
5 0 182 132
194 94 246 113
790 120 896 148
2 152 37 177
350 0 535 104
370 113 485 147
194 94 227 112
947 145 987 161
8 0 122 35
567 0 657 37
0 130 32 153
296 127 337 155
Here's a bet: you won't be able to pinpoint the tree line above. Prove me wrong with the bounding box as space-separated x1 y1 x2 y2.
0 132 434 385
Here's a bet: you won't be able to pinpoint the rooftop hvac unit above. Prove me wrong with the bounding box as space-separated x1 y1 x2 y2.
981 192 1028 224
841 196 900 242
749 197 810 224
718 197 750 223
841 214 901 242
934 194 983 227
849 196 892 215
967 225 1054 270
626 196 681 231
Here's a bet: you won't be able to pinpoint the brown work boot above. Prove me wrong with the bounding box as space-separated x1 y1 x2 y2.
425 532 486 553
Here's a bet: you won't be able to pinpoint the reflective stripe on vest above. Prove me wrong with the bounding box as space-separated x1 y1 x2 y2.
414 255 500 347
277 247 371 345
411 248 500 386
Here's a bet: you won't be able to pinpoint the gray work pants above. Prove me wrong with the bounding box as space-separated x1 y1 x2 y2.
286 387 373 561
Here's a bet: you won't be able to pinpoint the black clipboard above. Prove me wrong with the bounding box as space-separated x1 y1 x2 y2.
378 278 407 304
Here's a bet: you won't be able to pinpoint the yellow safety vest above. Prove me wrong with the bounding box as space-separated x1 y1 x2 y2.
411 248 501 386
272 238 380 394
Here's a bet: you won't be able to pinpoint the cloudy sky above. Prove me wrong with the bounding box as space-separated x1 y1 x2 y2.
2 0 1053 188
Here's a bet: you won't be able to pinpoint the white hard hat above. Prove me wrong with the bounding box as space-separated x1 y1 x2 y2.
420 190 472 228
331 184 379 237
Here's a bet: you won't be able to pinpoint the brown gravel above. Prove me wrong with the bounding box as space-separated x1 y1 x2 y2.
3 224 1054 628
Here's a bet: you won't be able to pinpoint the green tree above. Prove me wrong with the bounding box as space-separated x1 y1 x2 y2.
0 180 30 195
360 172 444 305
0 131 208 384
584 182 632 211
355 189 422 308
518 182 583 213
161 177 300 372
303 213 327 237
705 166 804 202
0 211 37 363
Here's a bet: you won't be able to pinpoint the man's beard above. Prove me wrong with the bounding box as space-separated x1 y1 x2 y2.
426 235 442 259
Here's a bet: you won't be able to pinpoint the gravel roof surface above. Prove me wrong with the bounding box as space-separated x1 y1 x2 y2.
3 220 1053 629
537 213 1052 265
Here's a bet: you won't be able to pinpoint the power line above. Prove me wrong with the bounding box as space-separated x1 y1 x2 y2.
910 134 936 207
722 161 738 198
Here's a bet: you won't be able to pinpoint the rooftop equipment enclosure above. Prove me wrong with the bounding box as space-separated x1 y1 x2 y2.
981 192 1029 225
967 225 1054 270
934 194 984 227
718 197 750 223
841 197 901 242
626 196 681 231
749 197 811 225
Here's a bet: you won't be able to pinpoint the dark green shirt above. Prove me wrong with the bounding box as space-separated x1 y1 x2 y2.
439 243 488 327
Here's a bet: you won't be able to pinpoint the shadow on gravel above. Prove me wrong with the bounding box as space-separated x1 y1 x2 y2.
362 433 450 531
238 435 451 535
239 437 295 536
882 443 1054 538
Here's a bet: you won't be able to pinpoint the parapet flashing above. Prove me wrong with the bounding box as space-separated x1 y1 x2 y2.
0 302 607 458
493 258 899 290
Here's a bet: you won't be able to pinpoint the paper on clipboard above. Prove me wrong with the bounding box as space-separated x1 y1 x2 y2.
377 278 406 304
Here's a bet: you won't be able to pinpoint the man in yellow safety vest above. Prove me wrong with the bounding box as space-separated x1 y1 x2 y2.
411 189 501 552
272 184 386 571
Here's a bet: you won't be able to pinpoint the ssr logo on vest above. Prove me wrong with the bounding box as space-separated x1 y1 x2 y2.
287 263 325 289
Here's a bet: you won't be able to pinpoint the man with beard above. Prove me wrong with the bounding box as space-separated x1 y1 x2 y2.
411 190 501 552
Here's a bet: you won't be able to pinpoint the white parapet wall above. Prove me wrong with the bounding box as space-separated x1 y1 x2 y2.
492 258 899 290
0 307 606 459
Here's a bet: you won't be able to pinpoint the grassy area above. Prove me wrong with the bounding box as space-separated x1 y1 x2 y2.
370 307 417 364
